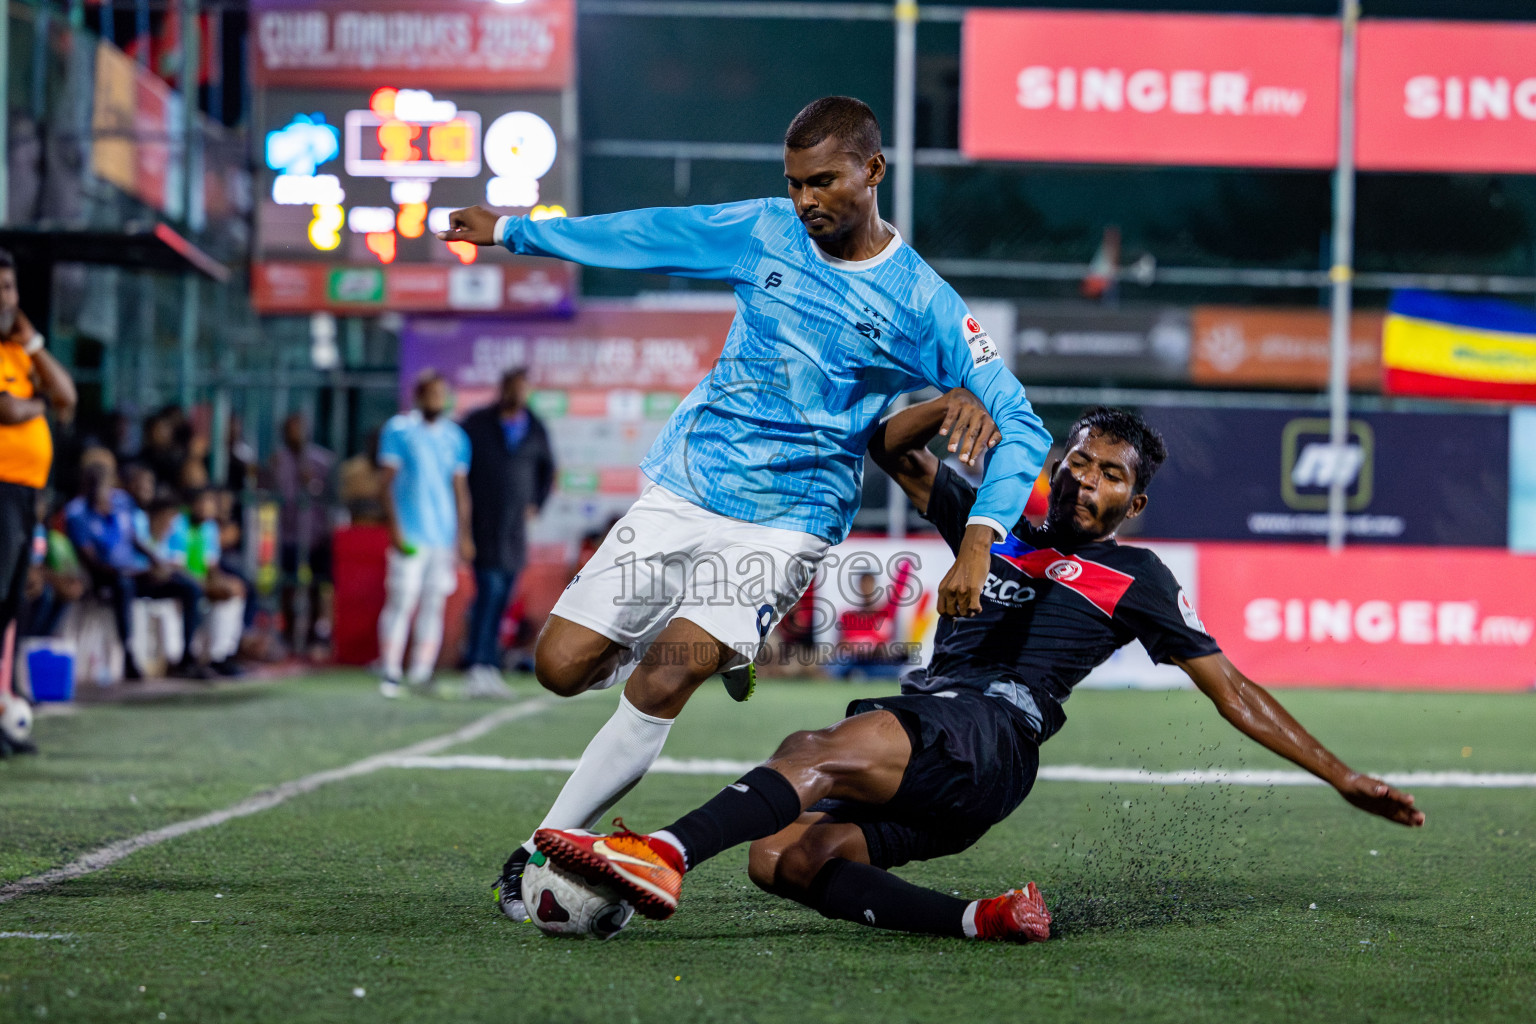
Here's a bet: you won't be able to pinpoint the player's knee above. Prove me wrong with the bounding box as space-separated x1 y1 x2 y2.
746 838 783 892
532 650 590 698
771 728 825 762
774 838 836 893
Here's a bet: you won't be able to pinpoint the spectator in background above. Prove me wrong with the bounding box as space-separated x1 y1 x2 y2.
186 489 246 676
225 414 257 499
140 406 189 489
0 246 75 744
339 427 387 526
830 559 916 679
21 495 87 640
178 457 210 498
461 368 554 698
66 463 208 680
213 488 256 634
268 413 335 655
376 371 472 698
120 462 159 537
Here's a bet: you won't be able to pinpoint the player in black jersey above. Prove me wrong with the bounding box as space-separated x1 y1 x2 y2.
533 394 1425 942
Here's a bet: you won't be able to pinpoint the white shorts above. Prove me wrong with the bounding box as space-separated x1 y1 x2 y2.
385 545 459 601
551 481 829 664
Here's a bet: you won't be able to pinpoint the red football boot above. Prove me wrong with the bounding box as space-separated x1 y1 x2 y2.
970 881 1052 942
534 819 685 920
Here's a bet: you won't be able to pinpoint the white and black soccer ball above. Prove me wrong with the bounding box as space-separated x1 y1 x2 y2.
0 696 33 742
522 852 634 939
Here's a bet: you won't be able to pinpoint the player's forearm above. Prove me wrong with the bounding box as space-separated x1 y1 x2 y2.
1218 676 1353 787
30 348 77 413
0 392 45 424
966 373 1050 535
455 478 472 536
869 397 950 470
502 203 750 279
377 469 403 542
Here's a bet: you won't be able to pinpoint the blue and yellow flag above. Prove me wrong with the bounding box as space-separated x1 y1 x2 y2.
1383 290 1536 402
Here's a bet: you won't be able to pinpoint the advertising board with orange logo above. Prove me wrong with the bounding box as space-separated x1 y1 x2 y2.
1190 307 1383 389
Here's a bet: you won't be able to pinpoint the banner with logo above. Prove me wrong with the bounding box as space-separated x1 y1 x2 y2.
251 0 574 91
1190 307 1383 389
399 306 733 541
960 11 1339 167
1134 406 1509 547
1357 20 1536 173
1014 304 1190 384
1381 290 1536 402
1199 543 1536 690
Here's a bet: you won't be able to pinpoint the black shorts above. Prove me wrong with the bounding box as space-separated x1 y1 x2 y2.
810 690 1040 870
0 481 38 625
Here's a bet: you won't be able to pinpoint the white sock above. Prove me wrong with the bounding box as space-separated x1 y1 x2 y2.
649 829 688 869
961 901 981 939
536 695 673 832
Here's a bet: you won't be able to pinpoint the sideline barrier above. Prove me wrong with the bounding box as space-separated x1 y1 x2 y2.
1198 543 1536 691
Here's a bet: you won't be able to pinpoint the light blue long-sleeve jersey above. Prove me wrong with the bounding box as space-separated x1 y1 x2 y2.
502 198 1051 545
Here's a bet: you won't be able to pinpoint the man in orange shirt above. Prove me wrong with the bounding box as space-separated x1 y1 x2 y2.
0 248 77 717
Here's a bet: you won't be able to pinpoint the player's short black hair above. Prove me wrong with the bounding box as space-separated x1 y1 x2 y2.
1066 407 1167 495
413 368 444 395
784 96 882 159
0 247 14 271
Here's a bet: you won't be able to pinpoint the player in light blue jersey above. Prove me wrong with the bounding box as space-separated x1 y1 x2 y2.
439 97 1052 922
376 371 474 698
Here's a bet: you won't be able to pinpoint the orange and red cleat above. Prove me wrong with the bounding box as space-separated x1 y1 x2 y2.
534 821 685 920
970 881 1052 942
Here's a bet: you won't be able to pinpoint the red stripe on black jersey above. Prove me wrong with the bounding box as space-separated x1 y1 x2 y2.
994 546 1135 619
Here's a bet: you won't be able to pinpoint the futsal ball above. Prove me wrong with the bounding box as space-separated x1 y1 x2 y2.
522 851 635 939
0 696 33 742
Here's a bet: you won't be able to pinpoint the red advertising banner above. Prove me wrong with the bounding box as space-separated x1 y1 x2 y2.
960 11 1340 168
251 0 573 91
1197 544 1536 691
1358 20 1536 173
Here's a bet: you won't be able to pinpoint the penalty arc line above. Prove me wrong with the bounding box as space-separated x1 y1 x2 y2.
0 697 555 905
385 755 1536 789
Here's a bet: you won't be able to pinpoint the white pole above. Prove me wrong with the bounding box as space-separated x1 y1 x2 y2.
887 0 918 539
1325 0 1360 552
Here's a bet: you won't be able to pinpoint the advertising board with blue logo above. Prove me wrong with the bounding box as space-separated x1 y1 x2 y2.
1132 406 1510 547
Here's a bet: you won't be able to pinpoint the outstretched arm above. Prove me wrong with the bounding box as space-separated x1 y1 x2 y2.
868 390 999 516
437 201 761 280
1176 652 1425 827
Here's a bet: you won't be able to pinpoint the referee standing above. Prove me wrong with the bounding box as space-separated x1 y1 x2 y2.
0 248 76 750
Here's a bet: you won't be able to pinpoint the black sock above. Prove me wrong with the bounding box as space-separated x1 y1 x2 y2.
663 766 803 869
808 858 969 938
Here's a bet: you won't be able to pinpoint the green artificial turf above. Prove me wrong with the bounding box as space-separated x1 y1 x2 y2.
1 674 1532 1023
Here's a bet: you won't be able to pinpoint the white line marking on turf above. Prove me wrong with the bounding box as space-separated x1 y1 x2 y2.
0 698 553 904
0 932 73 940
385 755 1536 789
